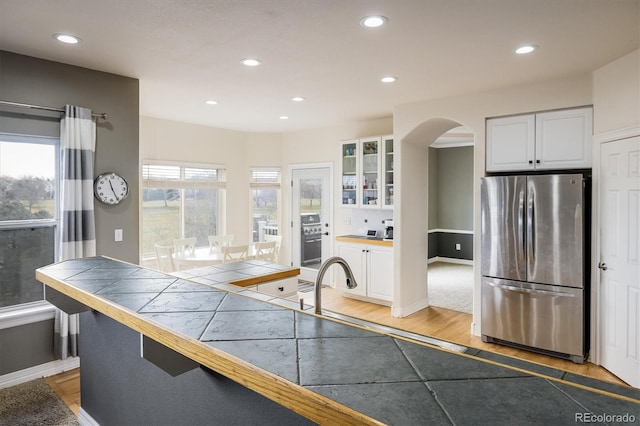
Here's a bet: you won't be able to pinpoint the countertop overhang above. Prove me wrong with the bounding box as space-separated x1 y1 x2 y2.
336 235 393 247
36 256 640 425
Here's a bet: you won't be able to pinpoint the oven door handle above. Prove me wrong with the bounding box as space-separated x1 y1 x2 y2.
485 281 575 298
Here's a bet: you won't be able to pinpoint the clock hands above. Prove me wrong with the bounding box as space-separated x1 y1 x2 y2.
109 180 120 201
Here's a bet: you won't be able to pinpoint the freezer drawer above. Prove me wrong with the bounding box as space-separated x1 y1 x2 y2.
481 277 585 360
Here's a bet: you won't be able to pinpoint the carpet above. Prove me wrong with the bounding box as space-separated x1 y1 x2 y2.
427 262 473 314
0 378 78 426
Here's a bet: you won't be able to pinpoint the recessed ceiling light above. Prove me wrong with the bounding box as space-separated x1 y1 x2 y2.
280 116 289 120
53 33 81 44
205 100 218 105
360 15 388 28
291 97 305 102
381 76 397 83
515 45 537 54
241 58 262 67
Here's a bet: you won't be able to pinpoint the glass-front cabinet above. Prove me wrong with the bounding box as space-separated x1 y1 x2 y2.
382 135 394 208
340 136 393 209
341 140 358 206
360 137 380 208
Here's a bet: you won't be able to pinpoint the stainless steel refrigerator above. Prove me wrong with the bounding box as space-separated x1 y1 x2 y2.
480 173 589 363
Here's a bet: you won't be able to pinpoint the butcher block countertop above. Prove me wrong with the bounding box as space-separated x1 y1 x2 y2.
336 234 393 247
36 257 639 425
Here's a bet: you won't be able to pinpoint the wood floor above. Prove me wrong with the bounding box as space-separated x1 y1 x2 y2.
45 287 628 415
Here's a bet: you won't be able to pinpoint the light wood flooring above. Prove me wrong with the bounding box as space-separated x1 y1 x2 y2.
45 287 628 415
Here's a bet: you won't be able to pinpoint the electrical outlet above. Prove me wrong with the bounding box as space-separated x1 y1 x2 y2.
455 243 461 251
115 229 123 242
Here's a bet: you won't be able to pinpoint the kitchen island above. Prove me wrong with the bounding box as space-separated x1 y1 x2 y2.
37 257 639 425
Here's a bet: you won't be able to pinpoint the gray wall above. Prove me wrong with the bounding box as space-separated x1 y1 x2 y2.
428 146 473 260
0 51 139 376
0 51 140 263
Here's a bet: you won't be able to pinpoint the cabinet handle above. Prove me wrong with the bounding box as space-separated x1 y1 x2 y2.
278 286 284 292
536 159 540 164
528 160 533 164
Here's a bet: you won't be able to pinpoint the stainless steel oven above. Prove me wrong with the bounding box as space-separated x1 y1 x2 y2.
301 213 322 266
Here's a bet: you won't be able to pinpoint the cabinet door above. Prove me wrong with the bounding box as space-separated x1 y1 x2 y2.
535 107 592 170
360 137 382 208
486 115 535 172
340 140 358 206
335 243 366 297
367 246 393 301
381 135 394 209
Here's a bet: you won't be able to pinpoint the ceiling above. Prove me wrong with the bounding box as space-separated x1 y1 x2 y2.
1 0 638 133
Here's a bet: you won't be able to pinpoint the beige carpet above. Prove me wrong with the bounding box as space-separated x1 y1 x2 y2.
0 378 78 425
427 261 473 313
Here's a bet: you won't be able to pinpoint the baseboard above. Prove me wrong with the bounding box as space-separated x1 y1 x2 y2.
0 356 80 388
391 298 430 318
471 321 481 336
79 407 100 426
428 256 473 266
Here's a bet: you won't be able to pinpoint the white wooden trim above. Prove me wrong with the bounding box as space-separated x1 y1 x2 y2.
428 256 473 266
593 125 640 143
78 407 101 426
0 301 56 330
427 228 474 235
391 298 429 318
0 357 79 388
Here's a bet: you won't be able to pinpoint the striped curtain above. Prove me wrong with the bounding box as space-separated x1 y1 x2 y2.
55 105 97 359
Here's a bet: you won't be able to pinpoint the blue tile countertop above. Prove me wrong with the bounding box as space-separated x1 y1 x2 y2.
37 256 639 425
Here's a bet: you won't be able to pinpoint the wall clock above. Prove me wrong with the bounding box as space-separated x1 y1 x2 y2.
94 172 129 205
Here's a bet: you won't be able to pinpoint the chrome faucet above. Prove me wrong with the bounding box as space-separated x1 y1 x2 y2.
314 256 357 315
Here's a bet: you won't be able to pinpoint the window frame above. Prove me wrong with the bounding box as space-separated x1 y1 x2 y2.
0 132 60 311
141 159 227 260
249 167 281 243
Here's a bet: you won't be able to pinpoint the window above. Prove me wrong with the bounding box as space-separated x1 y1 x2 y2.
142 161 226 261
250 168 280 242
0 134 59 309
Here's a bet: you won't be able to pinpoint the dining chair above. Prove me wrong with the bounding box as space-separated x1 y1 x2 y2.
154 244 175 272
222 244 249 263
208 234 235 254
254 240 277 262
264 234 282 260
173 237 197 256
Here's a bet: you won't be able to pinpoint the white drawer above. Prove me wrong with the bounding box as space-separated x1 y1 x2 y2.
256 277 298 297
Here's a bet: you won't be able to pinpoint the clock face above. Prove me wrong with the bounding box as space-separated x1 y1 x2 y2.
94 173 129 205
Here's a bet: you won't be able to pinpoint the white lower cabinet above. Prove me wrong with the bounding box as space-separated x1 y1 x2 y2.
256 277 298 297
335 241 393 304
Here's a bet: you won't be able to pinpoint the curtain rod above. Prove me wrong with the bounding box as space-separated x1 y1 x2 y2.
0 100 107 120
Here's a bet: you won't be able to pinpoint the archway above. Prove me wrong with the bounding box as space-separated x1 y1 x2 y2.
392 117 475 317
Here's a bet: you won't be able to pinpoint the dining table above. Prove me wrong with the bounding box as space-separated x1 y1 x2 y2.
172 245 258 270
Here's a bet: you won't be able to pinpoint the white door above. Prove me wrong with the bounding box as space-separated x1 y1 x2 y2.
291 166 332 283
599 135 640 388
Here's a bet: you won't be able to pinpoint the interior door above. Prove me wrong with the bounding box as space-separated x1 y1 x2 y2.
291 166 332 283
599 136 640 388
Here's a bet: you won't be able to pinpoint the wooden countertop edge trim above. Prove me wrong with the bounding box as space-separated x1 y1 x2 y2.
35 269 382 426
229 268 300 288
335 236 393 247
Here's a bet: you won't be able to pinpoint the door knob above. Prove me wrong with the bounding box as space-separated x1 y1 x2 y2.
598 262 608 271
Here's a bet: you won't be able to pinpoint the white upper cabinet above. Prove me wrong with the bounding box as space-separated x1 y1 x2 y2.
341 135 394 209
486 107 592 172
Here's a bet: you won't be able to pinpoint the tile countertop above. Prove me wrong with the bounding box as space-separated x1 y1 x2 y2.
36 257 639 425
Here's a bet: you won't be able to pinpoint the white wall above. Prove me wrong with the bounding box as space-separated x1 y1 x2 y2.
140 115 392 264
592 49 640 134
140 116 271 244
393 74 593 326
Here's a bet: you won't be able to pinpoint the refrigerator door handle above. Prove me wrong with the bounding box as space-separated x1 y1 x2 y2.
518 190 525 264
527 186 535 266
485 281 576 298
